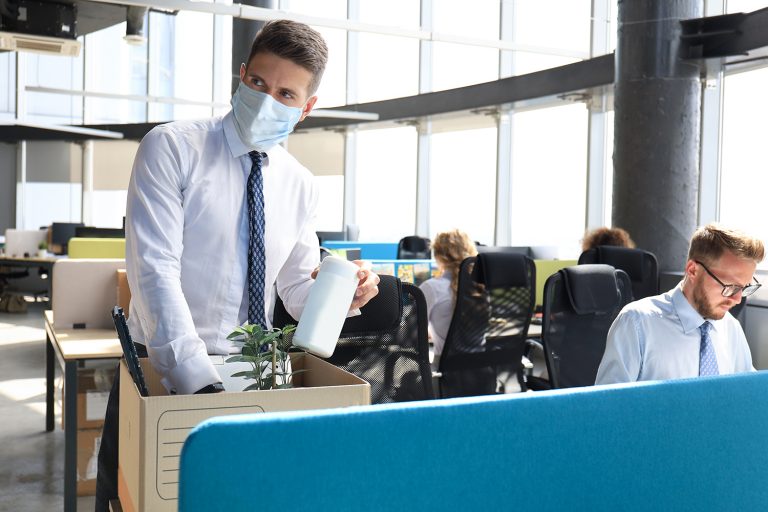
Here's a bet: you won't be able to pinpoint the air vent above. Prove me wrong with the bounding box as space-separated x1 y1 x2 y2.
0 30 80 56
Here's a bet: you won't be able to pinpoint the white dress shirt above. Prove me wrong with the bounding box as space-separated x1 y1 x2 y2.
419 272 454 357
126 112 319 394
595 283 754 384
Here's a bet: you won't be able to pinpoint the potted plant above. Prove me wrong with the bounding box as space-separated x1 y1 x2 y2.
225 323 305 390
37 241 47 258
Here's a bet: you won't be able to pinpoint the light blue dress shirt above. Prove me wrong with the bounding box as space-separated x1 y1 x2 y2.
595 284 754 384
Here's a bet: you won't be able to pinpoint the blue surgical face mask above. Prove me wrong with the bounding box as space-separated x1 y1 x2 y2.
230 81 304 151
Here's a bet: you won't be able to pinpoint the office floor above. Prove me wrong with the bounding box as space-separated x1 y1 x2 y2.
0 300 96 511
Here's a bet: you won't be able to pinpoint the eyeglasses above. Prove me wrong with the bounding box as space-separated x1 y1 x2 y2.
694 260 762 298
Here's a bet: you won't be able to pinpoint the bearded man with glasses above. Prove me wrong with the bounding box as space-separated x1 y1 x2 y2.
596 223 764 384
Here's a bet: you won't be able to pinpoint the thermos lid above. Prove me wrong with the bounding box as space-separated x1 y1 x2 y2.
319 255 360 279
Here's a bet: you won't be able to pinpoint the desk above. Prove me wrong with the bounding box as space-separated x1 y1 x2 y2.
44 310 121 512
0 255 59 305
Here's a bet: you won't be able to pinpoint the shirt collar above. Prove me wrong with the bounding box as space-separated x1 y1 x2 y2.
223 111 249 158
223 111 272 166
671 282 723 334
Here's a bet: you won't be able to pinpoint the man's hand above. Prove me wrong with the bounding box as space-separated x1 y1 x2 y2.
311 259 380 311
349 260 380 310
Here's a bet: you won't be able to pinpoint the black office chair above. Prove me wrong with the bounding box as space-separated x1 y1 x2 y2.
532 264 633 390
272 275 434 404
578 245 659 300
437 252 536 398
397 236 431 260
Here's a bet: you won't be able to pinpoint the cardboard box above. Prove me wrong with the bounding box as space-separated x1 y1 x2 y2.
116 269 131 314
77 428 102 496
62 367 116 430
118 354 370 512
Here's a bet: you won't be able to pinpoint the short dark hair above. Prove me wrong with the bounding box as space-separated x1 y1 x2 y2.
247 20 328 96
582 227 635 252
688 223 764 266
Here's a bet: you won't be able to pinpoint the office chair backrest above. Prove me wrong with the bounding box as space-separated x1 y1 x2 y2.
439 252 536 398
272 275 434 404
542 264 632 389
578 245 659 300
397 235 431 260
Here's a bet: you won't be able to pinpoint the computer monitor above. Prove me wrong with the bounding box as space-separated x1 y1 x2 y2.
316 231 345 245
51 222 85 254
74 226 125 238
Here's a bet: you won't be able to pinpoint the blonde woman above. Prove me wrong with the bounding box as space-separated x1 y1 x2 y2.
419 229 477 364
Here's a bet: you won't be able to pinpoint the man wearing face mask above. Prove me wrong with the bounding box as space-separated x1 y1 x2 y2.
94 20 380 510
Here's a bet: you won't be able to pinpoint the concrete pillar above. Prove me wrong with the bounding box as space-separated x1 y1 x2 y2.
613 0 703 272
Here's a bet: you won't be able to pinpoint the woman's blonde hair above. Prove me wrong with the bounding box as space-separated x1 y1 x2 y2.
432 229 478 298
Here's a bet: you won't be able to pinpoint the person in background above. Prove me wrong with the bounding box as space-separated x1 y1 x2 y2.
596 223 763 384
95 20 380 511
581 226 635 252
419 229 477 368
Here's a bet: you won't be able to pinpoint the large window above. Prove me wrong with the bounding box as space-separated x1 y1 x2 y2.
510 103 588 257
431 0 499 91
720 66 768 262
430 124 497 245
355 126 417 242
25 52 83 124
84 22 146 124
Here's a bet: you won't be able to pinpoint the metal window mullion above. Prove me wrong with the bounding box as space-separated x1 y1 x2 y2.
415 0 432 237
699 0 726 225
496 0 515 245
342 129 357 231
585 0 611 229
15 52 26 228
495 109 512 246
415 120 431 237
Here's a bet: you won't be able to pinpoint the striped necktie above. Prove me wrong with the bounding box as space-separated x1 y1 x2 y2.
698 321 719 376
247 151 266 329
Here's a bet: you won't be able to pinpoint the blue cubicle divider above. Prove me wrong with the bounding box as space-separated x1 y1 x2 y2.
322 241 398 260
179 371 768 511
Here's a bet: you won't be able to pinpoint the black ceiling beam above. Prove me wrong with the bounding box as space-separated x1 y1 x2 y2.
0 122 124 142
680 7 768 59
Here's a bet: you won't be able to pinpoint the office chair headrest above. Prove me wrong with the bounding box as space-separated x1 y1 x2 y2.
472 252 530 288
340 275 402 334
400 236 430 251
594 246 649 280
561 264 621 315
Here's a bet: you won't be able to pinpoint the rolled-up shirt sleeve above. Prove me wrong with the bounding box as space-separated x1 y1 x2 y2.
126 127 220 395
595 309 643 385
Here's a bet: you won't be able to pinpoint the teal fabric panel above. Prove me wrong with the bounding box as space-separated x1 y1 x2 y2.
179 372 768 511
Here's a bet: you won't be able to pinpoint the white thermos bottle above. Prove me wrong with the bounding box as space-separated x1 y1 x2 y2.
292 255 360 358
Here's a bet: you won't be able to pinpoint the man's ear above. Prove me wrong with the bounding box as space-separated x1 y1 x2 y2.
298 96 318 123
239 62 246 83
684 259 698 282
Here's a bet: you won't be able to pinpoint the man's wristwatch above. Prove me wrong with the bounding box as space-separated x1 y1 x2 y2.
194 382 225 394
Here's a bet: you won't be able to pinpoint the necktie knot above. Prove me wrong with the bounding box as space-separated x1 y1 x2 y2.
249 151 264 168
699 321 712 337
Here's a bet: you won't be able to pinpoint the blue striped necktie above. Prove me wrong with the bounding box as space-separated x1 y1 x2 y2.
698 321 719 376
247 151 266 329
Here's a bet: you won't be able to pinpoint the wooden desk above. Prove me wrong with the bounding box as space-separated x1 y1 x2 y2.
0 255 59 305
44 310 121 512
